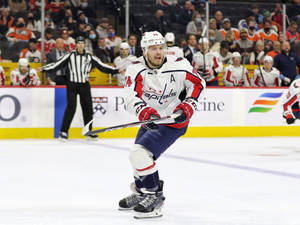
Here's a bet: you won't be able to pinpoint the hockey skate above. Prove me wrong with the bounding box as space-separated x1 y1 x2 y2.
58 132 68 142
85 133 98 141
133 180 165 219
119 183 146 210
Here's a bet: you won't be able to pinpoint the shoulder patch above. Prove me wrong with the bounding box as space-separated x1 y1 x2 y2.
175 57 183 62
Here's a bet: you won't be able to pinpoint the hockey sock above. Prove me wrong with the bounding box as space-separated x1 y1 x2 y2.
139 171 159 192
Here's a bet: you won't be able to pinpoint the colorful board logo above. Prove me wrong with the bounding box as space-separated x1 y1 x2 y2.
249 92 283 113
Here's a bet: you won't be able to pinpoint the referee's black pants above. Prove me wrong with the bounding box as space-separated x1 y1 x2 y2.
61 81 93 133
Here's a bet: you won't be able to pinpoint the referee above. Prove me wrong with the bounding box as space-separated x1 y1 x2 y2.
41 36 123 140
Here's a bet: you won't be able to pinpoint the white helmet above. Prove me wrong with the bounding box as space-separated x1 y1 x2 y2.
141 31 165 51
232 52 241 58
119 42 130 49
198 37 209 44
18 58 29 67
263 55 273 62
165 32 175 43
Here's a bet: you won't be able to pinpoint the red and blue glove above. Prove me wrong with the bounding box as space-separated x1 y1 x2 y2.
173 101 194 123
138 107 161 130
283 111 295 124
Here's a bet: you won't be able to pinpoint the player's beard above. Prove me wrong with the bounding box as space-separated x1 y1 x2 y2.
147 54 165 69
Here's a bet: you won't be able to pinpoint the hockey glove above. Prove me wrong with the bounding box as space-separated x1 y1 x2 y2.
283 111 295 124
173 101 194 123
198 67 211 80
21 75 31 86
280 74 291 86
138 107 161 130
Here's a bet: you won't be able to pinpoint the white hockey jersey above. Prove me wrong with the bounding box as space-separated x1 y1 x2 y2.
283 79 300 113
0 65 5 85
165 46 184 58
192 51 223 83
252 67 281 87
113 55 137 86
124 55 206 128
223 64 251 87
10 68 40 86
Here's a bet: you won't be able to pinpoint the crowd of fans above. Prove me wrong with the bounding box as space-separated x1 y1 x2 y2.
0 0 300 87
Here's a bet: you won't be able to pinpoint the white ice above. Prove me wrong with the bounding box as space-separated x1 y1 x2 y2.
0 137 300 225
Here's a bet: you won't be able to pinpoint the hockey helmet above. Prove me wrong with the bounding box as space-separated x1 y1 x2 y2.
119 42 130 49
18 58 29 67
263 55 273 62
165 32 175 43
198 37 209 44
232 52 241 58
141 31 165 50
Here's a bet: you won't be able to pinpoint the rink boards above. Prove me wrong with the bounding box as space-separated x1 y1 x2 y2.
1 86 299 139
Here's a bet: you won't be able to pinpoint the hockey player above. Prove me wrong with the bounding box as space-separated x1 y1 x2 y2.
11 58 40 86
113 42 137 86
223 52 251 87
119 31 206 219
282 78 300 124
164 32 184 58
252 56 281 87
192 37 223 86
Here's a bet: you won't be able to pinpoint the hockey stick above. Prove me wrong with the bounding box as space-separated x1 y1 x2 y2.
82 111 181 136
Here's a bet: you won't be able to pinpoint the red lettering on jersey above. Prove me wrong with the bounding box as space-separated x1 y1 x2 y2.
125 76 132 87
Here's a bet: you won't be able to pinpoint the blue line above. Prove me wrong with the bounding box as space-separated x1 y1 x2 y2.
79 141 300 180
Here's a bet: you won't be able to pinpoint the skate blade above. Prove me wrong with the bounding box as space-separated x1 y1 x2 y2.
58 137 67 142
133 209 163 219
85 137 98 141
118 207 133 211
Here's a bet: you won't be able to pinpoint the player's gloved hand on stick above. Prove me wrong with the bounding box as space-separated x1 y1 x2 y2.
139 107 161 130
283 111 295 124
173 101 194 123
22 75 31 86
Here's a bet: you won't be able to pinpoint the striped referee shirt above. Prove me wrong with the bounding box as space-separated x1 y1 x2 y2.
42 50 119 83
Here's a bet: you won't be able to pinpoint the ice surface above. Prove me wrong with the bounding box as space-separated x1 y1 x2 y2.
0 137 300 225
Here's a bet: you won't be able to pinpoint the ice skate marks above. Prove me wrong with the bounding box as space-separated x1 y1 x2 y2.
248 92 283 113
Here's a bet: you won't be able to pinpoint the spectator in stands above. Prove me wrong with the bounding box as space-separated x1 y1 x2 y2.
61 8 76 33
219 18 239 41
286 21 300 48
105 26 122 49
26 12 42 34
76 0 95 18
214 10 223 30
73 21 87 38
48 0 64 24
224 30 237 53
60 27 75 52
147 9 170 36
127 33 142 57
208 18 222 43
96 17 109 38
46 38 68 85
8 0 27 15
183 34 198 64
44 10 55 29
156 0 178 5
37 27 55 55
271 3 284 27
252 55 281 87
6 17 34 47
180 37 187 49
0 8 14 40
250 4 263 25
113 42 137 86
85 29 98 54
178 0 194 26
20 38 41 63
77 10 97 28
274 41 300 86
261 10 282 33
223 52 251 87
218 40 232 64
164 32 183 58
11 58 40 86
258 20 278 43
267 40 281 58
94 37 112 63
247 20 260 42
250 40 265 65
235 28 254 64
186 11 204 36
